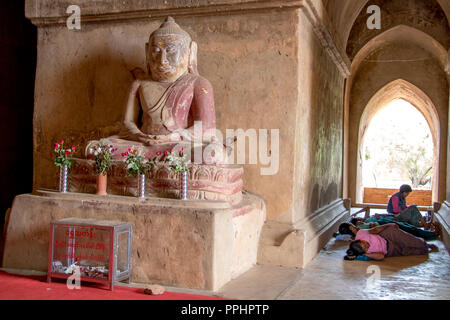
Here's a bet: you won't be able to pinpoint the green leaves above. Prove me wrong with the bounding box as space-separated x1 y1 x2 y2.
92 141 116 175
164 149 190 173
122 147 151 177
54 140 76 169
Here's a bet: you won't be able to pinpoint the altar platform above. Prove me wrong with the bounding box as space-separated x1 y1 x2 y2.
2 190 265 291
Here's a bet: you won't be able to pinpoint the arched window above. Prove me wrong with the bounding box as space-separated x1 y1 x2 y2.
361 99 434 204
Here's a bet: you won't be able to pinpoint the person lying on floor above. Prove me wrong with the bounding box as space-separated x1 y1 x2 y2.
349 215 440 241
344 223 438 261
387 184 431 229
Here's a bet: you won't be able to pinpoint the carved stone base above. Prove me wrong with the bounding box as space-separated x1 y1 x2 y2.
2 190 266 291
68 158 244 205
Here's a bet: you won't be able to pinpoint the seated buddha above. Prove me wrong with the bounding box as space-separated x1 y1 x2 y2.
86 17 227 164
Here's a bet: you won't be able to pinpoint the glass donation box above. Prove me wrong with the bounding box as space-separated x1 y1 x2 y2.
47 218 132 291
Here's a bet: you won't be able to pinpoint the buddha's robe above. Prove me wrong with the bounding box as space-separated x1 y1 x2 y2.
92 73 220 161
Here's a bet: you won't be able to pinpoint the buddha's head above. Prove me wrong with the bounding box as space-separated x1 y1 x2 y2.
146 17 198 82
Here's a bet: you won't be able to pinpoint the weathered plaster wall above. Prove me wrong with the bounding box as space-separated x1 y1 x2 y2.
30 7 299 222
348 43 449 203
257 8 349 269
294 12 344 223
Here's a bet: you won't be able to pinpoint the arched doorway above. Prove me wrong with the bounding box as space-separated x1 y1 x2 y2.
356 80 441 204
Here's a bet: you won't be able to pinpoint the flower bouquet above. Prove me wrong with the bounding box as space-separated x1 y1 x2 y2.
122 147 157 198
90 141 117 195
54 140 76 168
162 148 191 200
162 147 191 173
53 140 77 193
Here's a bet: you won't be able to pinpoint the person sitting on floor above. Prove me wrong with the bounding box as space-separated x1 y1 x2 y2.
349 215 440 241
344 223 438 261
387 184 430 229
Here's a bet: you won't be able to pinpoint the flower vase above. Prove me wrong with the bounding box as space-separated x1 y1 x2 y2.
96 174 107 196
59 165 68 193
179 170 188 200
137 174 146 198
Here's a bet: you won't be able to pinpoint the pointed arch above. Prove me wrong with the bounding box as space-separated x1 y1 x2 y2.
351 25 448 75
355 79 440 203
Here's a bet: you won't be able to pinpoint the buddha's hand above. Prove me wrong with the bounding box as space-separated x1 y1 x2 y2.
144 132 182 145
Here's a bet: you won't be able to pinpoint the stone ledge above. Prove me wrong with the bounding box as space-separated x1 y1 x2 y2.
25 0 306 25
35 189 232 209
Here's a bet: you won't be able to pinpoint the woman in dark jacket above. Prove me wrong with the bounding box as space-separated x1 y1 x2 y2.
387 184 430 228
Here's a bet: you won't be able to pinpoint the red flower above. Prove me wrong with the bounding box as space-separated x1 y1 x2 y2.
157 152 162 156
179 148 183 153
54 143 59 149
60 140 64 144
128 148 131 152
169 149 173 153
164 151 169 156
72 146 76 150
64 150 71 155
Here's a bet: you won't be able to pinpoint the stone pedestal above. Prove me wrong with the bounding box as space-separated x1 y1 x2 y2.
69 159 244 204
2 190 265 291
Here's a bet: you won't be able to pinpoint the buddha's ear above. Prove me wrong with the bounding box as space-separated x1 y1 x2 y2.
188 41 199 75
145 42 152 76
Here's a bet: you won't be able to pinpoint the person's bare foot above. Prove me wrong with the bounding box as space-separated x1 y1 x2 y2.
432 222 441 237
428 244 439 253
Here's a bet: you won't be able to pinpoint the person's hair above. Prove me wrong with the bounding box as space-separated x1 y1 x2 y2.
339 222 356 236
399 184 412 193
350 218 359 225
346 240 366 257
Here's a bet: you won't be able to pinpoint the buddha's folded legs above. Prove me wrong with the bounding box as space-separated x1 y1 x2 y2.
86 137 230 165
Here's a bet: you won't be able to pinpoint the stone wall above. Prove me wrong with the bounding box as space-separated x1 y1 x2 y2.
257 3 349 268
300 19 344 219
30 5 299 223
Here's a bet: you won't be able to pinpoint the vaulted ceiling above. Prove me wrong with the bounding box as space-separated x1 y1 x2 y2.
322 0 450 53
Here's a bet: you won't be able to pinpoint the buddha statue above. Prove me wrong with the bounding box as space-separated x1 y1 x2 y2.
86 17 224 163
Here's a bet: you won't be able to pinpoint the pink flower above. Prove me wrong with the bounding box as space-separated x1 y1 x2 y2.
179 147 183 153
54 143 59 149
128 148 131 152
169 149 173 153
60 140 64 144
133 150 137 154
164 151 169 156
72 146 76 150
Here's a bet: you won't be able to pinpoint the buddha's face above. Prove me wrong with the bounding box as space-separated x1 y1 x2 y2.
148 34 189 82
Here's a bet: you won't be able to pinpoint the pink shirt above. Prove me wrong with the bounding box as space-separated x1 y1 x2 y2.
355 230 388 254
